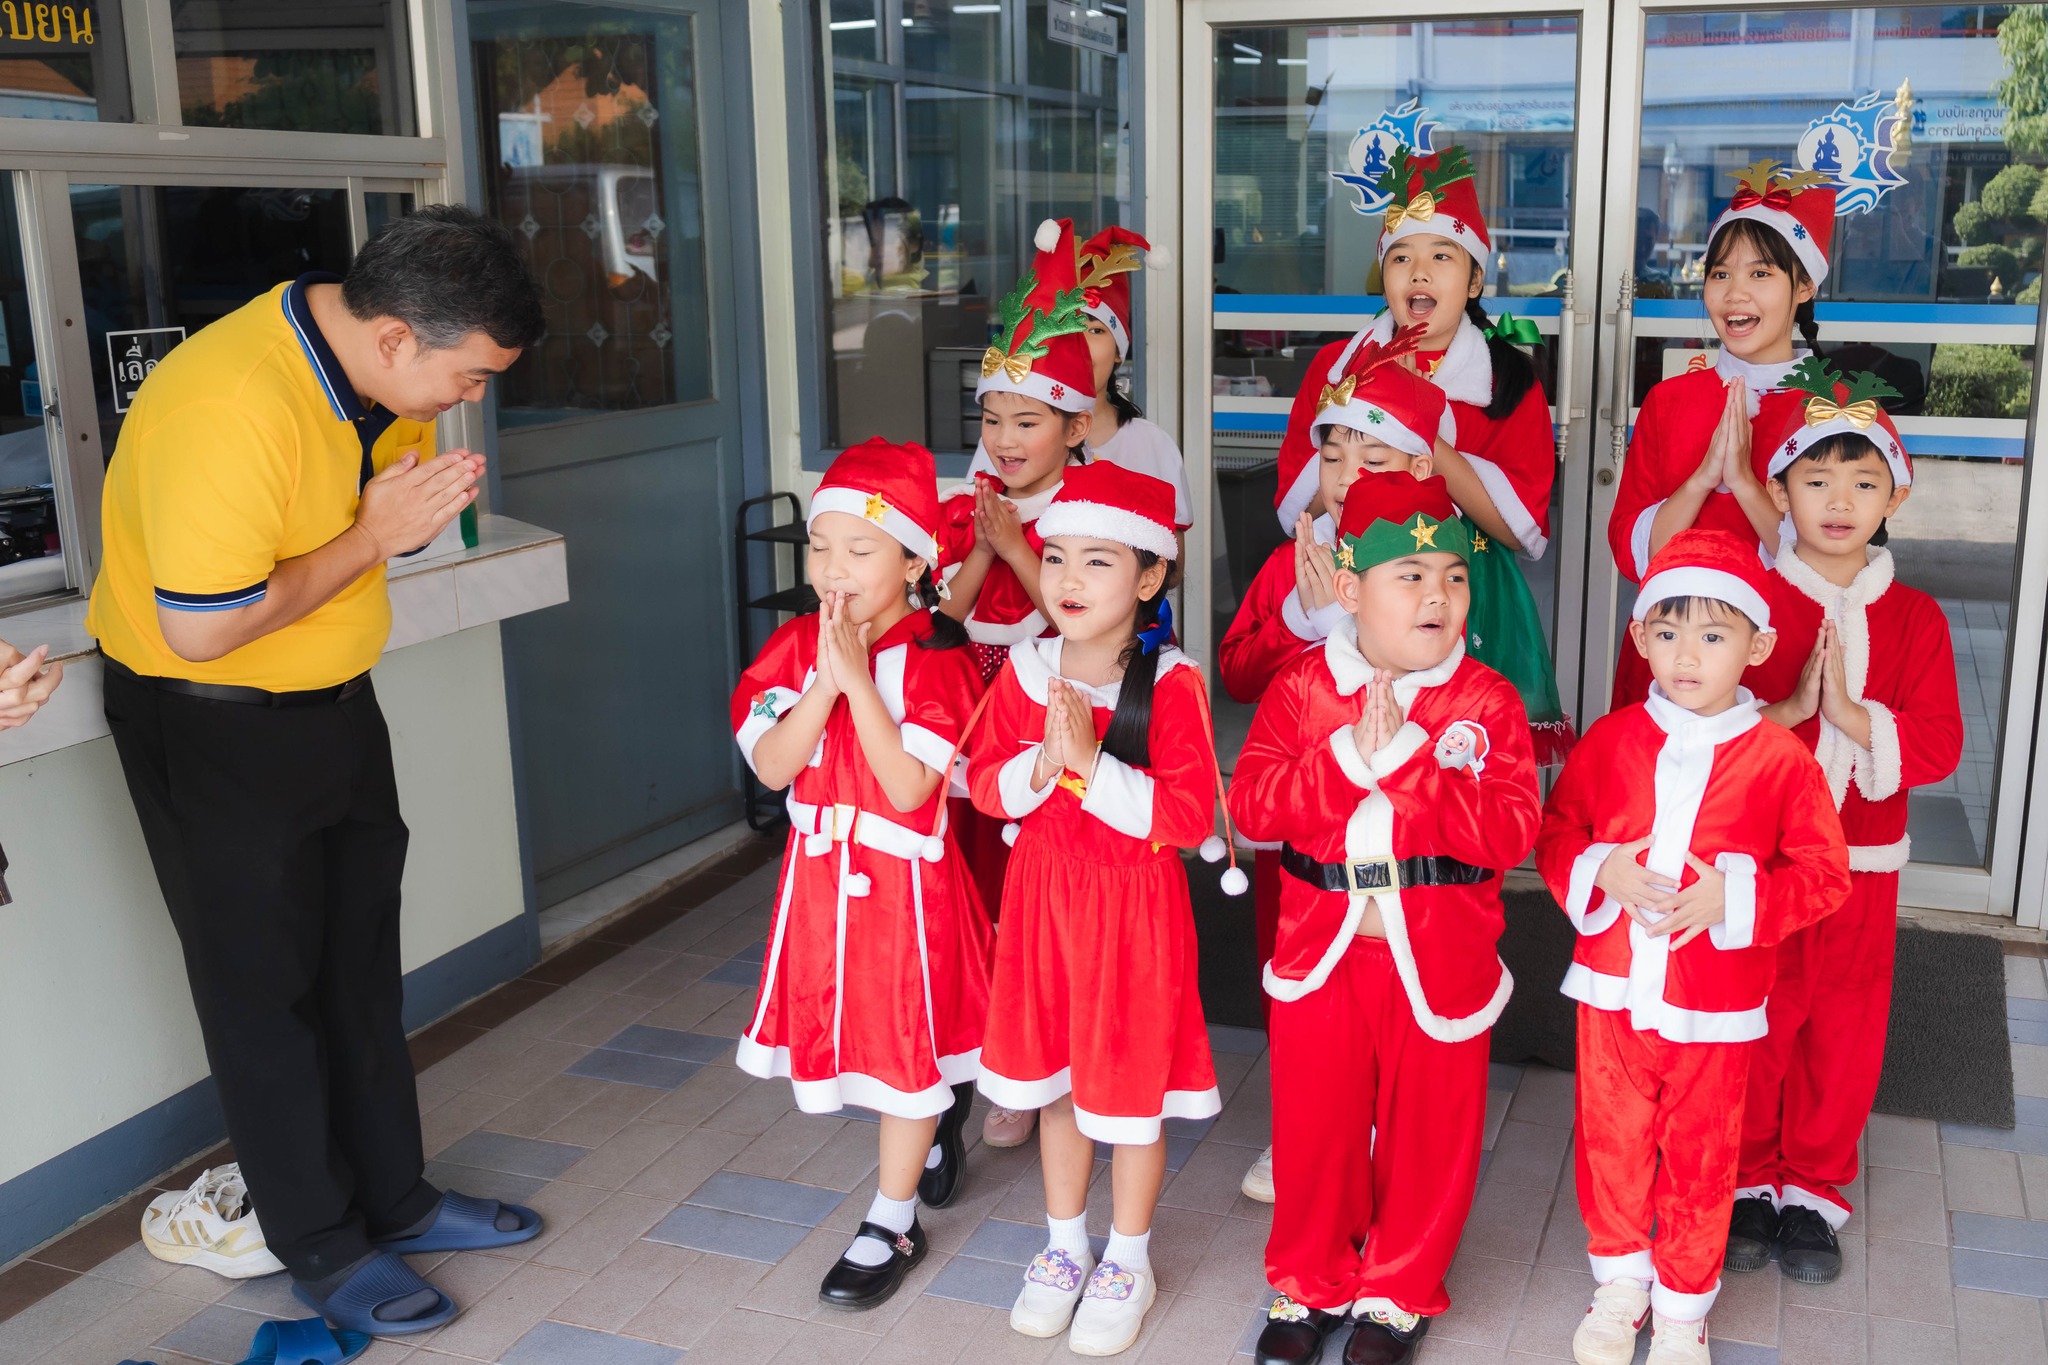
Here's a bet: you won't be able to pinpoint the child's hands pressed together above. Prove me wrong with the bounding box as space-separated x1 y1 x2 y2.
1717 379 1758 493
1050 679 1099 777
815 592 874 702
1351 669 1405 762
1294 512 1338 614
1637 853 1727 949
1815 620 1856 729
1595 837 1679 914
973 482 1027 562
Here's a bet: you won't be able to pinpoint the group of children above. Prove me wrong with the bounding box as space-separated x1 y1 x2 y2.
728 147 1961 1365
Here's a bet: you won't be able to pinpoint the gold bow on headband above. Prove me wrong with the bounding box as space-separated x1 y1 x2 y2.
1805 396 1881 429
1382 190 1438 231
1317 375 1359 410
981 346 1033 384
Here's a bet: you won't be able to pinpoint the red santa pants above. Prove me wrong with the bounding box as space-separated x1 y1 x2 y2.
1266 936 1488 1317
1736 869 1897 1229
1576 1005 1750 1321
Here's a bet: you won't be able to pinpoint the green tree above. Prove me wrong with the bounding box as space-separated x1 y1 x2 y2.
1996 6 2048 158
1982 162 2044 222
1959 242 2023 288
1953 200 1997 246
1927 343 2033 419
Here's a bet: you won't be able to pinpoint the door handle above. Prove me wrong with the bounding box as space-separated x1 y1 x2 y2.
1602 269 1635 482
1551 269 1577 465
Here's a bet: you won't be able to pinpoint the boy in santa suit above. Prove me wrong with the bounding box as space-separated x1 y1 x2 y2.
1230 472 1541 1365
1724 360 1962 1284
1219 323 1449 1204
1537 528 1849 1365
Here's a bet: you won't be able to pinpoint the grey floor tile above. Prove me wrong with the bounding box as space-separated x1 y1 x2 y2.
830 1105 883 1124
2012 1020 2048 1047
500 1318 685 1364
1165 1115 1219 1140
2020 1096 2048 1126
602 1024 738 1063
1706 1342 1782 1364
1939 1122 2048 1157
2013 999 2048 1024
436 1129 593 1178
734 938 769 962
1232 1294 1284 1355
645 1204 813 1262
685 1169 848 1225
565 1048 705 1090
925 1254 1026 1309
956 1217 1052 1266
1952 1212 2048 1259
154 1303 287 1364
1490 1063 1525 1091
705 957 763 986
217 1274 300 1317
1951 1247 2048 1297
421 1159 550 1205
1207 1024 1269 1056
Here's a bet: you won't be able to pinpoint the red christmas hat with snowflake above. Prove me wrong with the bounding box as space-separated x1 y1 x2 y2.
1037 459 1178 560
1276 323 1453 531
1076 226 1156 361
1634 528 1773 632
808 436 944 570
1712 158 1839 286
1766 356 1912 486
1334 471 1472 573
1376 144 1493 280
979 218 1096 413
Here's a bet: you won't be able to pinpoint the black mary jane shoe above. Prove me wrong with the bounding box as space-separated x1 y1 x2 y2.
818 1218 928 1309
1725 1194 1780 1273
917 1082 976 1209
1776 1204 1844 1284
1253 1295 1345 1365
1342 1311 1428 1365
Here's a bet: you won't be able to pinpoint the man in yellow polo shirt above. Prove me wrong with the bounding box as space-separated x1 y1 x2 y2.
90 206 544 1336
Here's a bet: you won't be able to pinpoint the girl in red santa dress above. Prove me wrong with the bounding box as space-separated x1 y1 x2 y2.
730 436 992 1312
1607 159 1841 707
1724 361 1962 1286
966 462 1238 1357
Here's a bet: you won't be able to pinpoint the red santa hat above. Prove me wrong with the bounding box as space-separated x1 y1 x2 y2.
808 436 943 568
1634 528 1773 632
978 218 1096 413
1036 460 1179 561
1276 324 1455 531
1076 226 1154 361
1766 356 1911 487
1710 158 1838 287
1376 144 1493 281
1334 471 1471 574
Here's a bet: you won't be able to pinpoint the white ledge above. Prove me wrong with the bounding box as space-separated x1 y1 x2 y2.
0 515 568 768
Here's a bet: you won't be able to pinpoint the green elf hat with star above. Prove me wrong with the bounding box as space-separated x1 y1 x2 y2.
1334 471 1472 575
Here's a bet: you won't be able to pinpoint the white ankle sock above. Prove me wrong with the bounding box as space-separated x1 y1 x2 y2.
845 1191 917 1268
1047 1212 1091 1259
1104 1226 1150 1272
924 1144 944 1170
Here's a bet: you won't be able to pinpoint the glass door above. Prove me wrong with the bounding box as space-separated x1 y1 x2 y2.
1180 0 1611 774
1595 2 2048 917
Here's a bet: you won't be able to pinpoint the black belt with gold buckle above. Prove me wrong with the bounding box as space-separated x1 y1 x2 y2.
102 653 369 708
1279 843 1495 894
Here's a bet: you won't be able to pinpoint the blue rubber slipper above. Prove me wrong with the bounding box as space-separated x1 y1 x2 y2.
290 1251 458 1337
237 1317 372 1364
373 1190 542 1254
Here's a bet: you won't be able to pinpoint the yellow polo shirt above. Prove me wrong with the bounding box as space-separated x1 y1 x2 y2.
87 277 433 690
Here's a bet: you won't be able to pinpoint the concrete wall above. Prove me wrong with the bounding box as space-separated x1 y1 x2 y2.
0 623 528 1192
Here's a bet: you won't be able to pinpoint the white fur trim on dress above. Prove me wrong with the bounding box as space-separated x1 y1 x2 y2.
1848 836 1911 873
1714 202 1829 285
1651 1280 1720 1323
1080 751 1156 840
1037 499 1179 560
736 684 805 776
1565 842 1625 936
1780 1184 1851 1231
1708 852 1759 951
999 745 1058 819
975 1066 1222 1146
1463 453 1549 560
1282 588 1349 643
1634 565 1772 632
808 484 940 564
1332 312 1493 408
1007 637 1197 707
1561 964 1769 1043
965 608 1050 647
1859 700 1903 803
736 1038 983 1120
1323 616 1465 697
976 365 1094 412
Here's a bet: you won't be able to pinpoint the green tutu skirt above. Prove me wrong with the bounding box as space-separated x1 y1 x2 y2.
1461 517 1576 766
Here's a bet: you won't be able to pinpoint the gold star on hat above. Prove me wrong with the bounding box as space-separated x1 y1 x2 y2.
1410 516 1439 549
863 493 890 523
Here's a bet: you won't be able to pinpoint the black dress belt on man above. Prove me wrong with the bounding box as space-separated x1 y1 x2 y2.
1278 843 1496 894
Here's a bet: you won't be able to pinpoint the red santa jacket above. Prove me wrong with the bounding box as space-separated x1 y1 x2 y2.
733 609 986 854
1228 626 1542 1041
1275 314 1556 558
1219 514 1344 704
964 638 1219 857
937 476 1062 647
1536 689 1851 1044
1743 544 1963 872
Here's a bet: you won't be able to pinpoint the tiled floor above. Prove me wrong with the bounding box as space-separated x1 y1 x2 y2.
9 864 2048 1364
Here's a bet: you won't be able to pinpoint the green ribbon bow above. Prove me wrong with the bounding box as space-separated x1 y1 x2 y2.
1484 312 1543 345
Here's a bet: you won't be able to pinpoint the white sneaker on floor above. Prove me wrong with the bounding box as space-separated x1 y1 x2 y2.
1240 1144 1275 1203
1067 1260 1156 1356
1645 1310 1711 1365
1571 1279 1650 1365
1010 1246 1094 1337
139 1164 285 1279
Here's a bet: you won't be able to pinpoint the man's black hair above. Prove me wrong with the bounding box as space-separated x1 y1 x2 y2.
342 204 545 352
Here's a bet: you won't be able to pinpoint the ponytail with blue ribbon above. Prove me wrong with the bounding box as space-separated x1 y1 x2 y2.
1137 594 1174 655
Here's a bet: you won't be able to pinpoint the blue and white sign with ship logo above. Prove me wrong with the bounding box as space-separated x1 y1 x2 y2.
1797 87 1912 216
1332 99 1442 215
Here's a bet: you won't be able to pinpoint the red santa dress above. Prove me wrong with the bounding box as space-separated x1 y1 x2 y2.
964 636 1222 1144
1536 684 1850 1320
1734 543 1962 1228
1228 624 1542 1319
730 609 993 1118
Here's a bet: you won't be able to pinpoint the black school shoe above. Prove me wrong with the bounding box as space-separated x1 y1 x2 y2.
1342 1310 1428 1365
1253 1295 1346 1365
818 1218 928 1308
1776 1204 1844 1284
918 1082 976 1209
1725 1194 1780 1273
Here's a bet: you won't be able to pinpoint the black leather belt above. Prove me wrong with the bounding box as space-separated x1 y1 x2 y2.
1280 843 1495 894
102 653 369 708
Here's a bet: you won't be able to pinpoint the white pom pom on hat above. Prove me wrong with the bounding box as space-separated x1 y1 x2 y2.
1199 835 1228 864
1034 219 1061 253
1220 866 1249 897
1146 244 1173 270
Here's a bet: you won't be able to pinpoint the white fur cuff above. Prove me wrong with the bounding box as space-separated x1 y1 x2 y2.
1367 722 1431 782
1281 588 1349 643
1630 502 1661 579
1328 726 1378 791
997 746 1056 819
1858 700 1903 802
1708 852 1759 951
1081 751 1157 839
1566 842 1622 934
